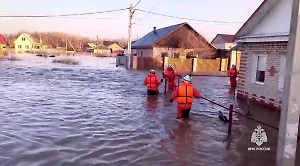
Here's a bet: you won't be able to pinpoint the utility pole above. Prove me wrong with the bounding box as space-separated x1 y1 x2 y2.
276 0 300 165
96 35 99 46
127 4 133 69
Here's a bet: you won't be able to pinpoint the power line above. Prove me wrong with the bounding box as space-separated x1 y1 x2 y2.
137 0 162 22
55 17 124 20
0 8 128 18
135 9 244 24
133 0 142 8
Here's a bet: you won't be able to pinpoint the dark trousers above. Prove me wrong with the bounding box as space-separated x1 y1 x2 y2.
147 90 158 95
181 109 191 118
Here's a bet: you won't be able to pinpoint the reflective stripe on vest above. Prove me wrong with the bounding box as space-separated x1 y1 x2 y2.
146 76 158 88
177 84 193 104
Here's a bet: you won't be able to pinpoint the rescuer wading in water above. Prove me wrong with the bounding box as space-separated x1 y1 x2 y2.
162 65 181 91
144 69 163 95
169 75 202 119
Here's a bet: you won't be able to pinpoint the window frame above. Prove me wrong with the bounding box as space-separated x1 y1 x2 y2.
252 55 267 85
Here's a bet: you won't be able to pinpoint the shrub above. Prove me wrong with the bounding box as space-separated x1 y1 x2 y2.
52 57 79 65
7 54 21 61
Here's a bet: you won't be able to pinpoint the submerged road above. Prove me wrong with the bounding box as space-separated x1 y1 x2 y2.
0 55 299 166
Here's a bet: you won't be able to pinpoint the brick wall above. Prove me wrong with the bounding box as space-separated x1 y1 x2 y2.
237 42 287 110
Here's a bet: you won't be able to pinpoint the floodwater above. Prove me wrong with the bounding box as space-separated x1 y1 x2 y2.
0 54 299 166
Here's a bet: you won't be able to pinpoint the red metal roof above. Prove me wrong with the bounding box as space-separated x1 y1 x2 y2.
0 34 5 44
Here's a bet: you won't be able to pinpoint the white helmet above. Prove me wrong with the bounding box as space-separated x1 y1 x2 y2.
183 75 191 82
150 69 156 74
167 64 173 69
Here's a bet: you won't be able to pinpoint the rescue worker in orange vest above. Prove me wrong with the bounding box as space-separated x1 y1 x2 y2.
227 64 239 88
169 75 202 119
144 69 163 95
162 65 181 90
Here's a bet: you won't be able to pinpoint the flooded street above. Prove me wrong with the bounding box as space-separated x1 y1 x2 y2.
0 55 299 166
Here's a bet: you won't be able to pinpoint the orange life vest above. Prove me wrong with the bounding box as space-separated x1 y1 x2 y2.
145 74 159 90
177 83 194 104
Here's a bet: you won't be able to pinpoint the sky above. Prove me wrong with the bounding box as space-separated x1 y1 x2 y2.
0 0 263 41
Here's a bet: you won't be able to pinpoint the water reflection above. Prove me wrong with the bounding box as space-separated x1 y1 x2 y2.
145 95 159 111
170 121 195 161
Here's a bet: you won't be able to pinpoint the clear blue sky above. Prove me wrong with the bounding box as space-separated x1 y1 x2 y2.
0 0 263 40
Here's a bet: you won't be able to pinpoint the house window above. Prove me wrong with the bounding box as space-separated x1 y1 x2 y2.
18 45 22 48
25 45 29 49
174 53 180 58
253 55 267 84
278 55 287 90
161 52 168 57
140 51 143 57
22 37 25 41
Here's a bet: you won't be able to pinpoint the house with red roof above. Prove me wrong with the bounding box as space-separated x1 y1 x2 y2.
0 34 6 50
234 0 292 110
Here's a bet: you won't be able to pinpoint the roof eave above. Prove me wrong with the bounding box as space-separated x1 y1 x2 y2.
235 0 280 38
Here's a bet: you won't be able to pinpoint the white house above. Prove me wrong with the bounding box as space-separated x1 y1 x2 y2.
235 0 292 110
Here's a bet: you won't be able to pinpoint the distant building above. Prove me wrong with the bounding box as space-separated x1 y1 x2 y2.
0 34 6 50
84 43 110 54
131 22 216 58
103 41 124 53
14 33 45 53
211 34 239 70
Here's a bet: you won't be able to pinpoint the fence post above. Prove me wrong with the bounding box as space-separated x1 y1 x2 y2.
228 104 233 136
162 56 165 70
247 94 251 115
164 79 167 94
191 58 194 72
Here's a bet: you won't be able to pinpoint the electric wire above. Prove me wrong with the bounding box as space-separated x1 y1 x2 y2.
135 9 244 24
0 8 128 18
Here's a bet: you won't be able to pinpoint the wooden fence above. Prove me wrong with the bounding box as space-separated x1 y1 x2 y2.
131 56 227 72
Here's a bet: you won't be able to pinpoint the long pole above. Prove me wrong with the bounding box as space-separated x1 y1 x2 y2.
276 0 300 165
127 4 133 69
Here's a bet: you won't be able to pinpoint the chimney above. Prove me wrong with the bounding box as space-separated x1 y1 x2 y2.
153 26 156 34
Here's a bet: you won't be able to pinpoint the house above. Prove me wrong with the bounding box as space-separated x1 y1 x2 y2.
103 41 124 53
211 34 235 57
0 34 6 50
234 0 292 110
211 34 238 70
131 22 216 58
85 43 110 54
14 33 44 53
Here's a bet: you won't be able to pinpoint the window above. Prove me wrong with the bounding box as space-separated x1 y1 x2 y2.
253 55 267 83
278 55 286 90
140 51 143 57
161 52 168 57
22 37 25 41
18 45 22 48
25 45 29 49
174 53 180 58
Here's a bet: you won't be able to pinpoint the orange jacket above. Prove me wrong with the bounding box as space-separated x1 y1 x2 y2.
227 68 239 79
143 73 162 91
163 69 180 81
170 82 201 109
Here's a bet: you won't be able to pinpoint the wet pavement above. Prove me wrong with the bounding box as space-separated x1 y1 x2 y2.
0 55 299 166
